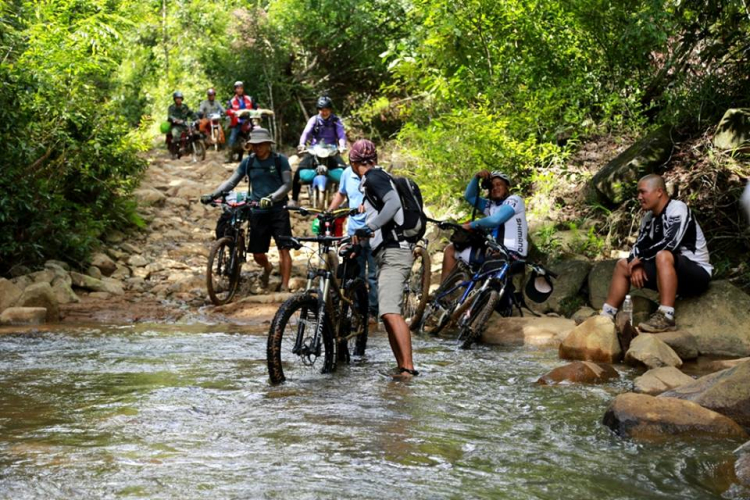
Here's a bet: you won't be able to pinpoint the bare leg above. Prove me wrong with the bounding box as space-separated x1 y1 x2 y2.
382 313 414 371
253 253 272 273
441 243 458 282
279 249 292 289
604 258 631 309
655 250 677 307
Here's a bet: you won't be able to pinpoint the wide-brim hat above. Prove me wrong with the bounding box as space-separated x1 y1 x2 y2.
247 128 275 145
525 270 553 303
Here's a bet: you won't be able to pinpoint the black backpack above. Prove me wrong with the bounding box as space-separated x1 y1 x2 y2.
389 173 427 244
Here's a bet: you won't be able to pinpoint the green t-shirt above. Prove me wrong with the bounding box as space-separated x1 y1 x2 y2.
240 153 291 204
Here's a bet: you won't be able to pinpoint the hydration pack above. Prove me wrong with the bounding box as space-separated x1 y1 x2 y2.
390 174 426 244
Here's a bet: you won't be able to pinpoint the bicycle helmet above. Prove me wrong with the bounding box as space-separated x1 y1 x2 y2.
207 88 216 96
172 91 184 100
489 171 511 186
316 96 333 110
234 81 243 88
349 139 377 165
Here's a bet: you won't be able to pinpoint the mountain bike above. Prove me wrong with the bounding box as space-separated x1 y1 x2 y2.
266 207 369 384
402 237 431 331
205 192 257 305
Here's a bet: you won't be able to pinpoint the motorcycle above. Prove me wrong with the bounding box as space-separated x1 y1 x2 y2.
206 112 225 151
299 143 344 210
169 119 206 162
229 108 275 162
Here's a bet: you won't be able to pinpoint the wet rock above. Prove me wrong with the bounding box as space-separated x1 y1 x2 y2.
127 254 149 268
587 260 617 310
592 125 674 205
572 306 597 325
660 360 750 428
559 315 622 363
634 367 695 395
70 272 125 296
483 317 576 347
16 282 59 322
91 252 117 277
51 280 80 304
625 334 682 369
537 361 619 385
736 441 750 488
603 393 748 440
86 266 103 280
524 259 591 315
675 280 750 357
703 357 750 372
134 188 167 207
44 260 70 271
656 331 699 361
0 278 23 313
0 307 48 325
714 108 750 151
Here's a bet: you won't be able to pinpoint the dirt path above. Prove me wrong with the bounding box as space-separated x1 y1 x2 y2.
60 148 314 326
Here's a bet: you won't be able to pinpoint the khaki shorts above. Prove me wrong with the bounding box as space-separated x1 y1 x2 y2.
374 247 414 317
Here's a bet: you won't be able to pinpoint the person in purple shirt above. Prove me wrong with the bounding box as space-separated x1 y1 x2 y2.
289 96 348 206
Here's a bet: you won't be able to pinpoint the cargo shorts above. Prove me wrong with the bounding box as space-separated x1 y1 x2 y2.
374 247 414 317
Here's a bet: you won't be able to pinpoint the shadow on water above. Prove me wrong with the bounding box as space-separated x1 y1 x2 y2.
0 324 746 499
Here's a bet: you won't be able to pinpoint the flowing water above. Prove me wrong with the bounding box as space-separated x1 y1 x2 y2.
0 324 745 499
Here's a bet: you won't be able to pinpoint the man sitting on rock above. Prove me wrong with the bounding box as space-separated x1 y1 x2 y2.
600 174 712 332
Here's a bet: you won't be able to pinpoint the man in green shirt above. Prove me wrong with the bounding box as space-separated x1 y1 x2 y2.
201 128 294 291
167 91 195 159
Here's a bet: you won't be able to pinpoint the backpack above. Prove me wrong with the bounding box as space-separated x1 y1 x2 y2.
390 174 427 244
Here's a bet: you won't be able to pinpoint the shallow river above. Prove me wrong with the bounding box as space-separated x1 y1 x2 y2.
0 324 745 499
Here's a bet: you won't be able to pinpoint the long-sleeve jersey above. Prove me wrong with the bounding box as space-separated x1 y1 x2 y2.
464 177 528 257
629 199 712 276
299 114 347 149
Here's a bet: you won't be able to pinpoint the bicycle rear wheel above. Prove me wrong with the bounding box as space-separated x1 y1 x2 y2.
206 236 242 305
456 289 500 350
337 278 369 361
402 245 431 330
419 266 470 336
267 293 334 384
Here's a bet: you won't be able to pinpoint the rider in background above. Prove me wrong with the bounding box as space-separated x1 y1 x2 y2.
198 88 225 142
440 170 528 281
167 91 195 159
225 81 258 162
289 96 347 207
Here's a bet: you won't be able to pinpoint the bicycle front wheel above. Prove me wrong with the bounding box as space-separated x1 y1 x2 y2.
337 278 369 361
456 289 500 350
267 293 335 384
206 236 242 305
402 245 431 330
419 266 470 336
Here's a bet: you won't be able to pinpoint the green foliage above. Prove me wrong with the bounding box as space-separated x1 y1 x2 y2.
533 224 563 261
568 222 605 258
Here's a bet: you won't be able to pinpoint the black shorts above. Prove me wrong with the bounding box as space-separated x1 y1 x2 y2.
248 209 293 254
642 252 710 297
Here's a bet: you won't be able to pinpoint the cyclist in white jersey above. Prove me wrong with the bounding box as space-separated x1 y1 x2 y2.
441 170 528 281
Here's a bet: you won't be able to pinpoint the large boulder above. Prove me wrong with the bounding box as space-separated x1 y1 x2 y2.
51 280 80 304
525 259 591 316
70 272 125 296
675 281 750 357
714 108 750 151
625 334 683 369
538 361 619 385
634 367 695 395
656 331 699 361
736 441 750 488
91 252 117 277
558 315 622 363
16 282 59 322
592 125 674 205
603 393 748 439
0 278 23 313
660 361 750 428
587 260 618 310
0 307 48 325
482 317 576 347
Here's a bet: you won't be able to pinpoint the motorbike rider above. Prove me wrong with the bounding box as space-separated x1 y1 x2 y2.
225 81 258 162
167 91 195 159
440 170 529 281
200 128 294 292
289 96 348 207
198 88 226 144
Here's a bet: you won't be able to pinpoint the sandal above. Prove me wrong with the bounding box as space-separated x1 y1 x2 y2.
397 367 419 376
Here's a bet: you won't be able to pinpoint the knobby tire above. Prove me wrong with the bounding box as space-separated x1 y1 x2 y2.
403 246 431 331
419 266 471 336
206 236 242 305
458 289 500 349
337 278 369 362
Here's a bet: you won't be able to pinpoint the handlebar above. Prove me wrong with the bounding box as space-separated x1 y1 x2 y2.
278 235 351 250
208 191 259 209
285 206 358 219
